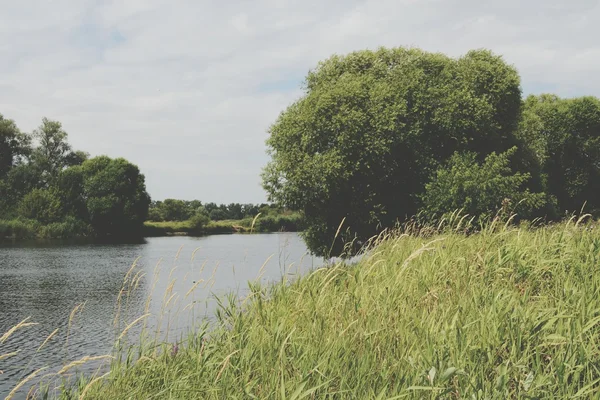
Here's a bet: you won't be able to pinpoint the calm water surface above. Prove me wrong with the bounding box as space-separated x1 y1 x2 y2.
0 233 323 398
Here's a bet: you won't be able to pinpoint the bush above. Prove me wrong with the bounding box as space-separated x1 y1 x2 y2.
0 218 39 239
254 213 305 232
37 216 93 239
419 148 549 222
17 189 63 224
189 212 210 231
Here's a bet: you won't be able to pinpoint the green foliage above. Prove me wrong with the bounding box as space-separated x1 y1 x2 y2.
147 200 264 222
30 118 75 184
0 218 39 239
254 213 306 232
37 216 93 239
158 199 193 221
55 166 87 219
62 222 600 399
209 208 227 221
0 113 151 240
518 94 600 214
190 208 210 230
80 156 151 237
142 211 304 237
0 113 30 178
263 47 524 256
420 148 549 222
17 188 63 224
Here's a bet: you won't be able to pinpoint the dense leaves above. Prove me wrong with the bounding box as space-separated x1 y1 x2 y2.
518 95 600 215
264 47 528 256
0 116 150 239
264 46 600 256
18 188 63 224
420 148 548 222
0 114 30 178
81 156 151 237
147 200 279 222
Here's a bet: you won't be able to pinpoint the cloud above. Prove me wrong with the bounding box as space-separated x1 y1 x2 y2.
0 0 599 202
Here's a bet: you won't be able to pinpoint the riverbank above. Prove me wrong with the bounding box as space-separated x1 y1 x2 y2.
143 213 305 236
0 213 305 241
49 218 600 398
0 217 93 240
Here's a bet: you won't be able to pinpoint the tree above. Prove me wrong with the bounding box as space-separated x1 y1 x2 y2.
160 199 192 221
204 202 218 214
190 208 210 230
30 118 86 184
209 209 227 221
226 203 243 220
419 148 548 222
55 166 87 220
80 156 151 237
148 201 164 221
0 114 30 178
243 203 260 217
187 200 203 213
518 95 600 215
263 47 523 256
1 163 43 214
64 150 90 167
18 188 63 224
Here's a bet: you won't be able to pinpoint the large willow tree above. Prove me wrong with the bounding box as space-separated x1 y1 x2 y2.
262 47 527 256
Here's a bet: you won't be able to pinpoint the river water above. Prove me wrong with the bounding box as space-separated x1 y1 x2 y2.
0 233 323 398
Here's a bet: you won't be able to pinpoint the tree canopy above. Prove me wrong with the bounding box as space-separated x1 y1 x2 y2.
263 46 600 256
0 114 29 178
0 116 150 239
517 95 600 215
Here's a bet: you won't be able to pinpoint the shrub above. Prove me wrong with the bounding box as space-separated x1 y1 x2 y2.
17 188 63 224
0 218 39 239
37 216 93 239
419 148 549 222
190 212 210 231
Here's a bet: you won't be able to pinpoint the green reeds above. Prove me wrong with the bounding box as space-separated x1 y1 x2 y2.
49 216 600 399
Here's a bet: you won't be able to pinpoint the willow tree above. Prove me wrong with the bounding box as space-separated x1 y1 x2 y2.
263 47 524 256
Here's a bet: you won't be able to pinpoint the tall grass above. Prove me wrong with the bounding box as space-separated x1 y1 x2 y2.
30 216 599 399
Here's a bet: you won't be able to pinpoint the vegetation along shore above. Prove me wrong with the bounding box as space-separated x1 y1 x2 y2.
33 216 600 399
3 44 600 398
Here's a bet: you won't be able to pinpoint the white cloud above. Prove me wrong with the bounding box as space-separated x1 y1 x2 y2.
0 0 599 202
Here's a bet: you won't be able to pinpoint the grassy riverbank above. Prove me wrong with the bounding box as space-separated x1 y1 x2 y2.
44 216 600 399
0 217 93 240
0 213 304 241
143 212 305 236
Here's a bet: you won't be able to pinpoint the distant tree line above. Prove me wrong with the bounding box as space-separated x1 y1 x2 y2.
263 47 600 256
148 200 289 222
0 116 150 238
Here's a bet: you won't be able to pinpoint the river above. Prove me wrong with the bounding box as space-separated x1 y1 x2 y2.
0 233 323 398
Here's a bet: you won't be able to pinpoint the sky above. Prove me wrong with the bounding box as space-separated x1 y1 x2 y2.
0 0 599 204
